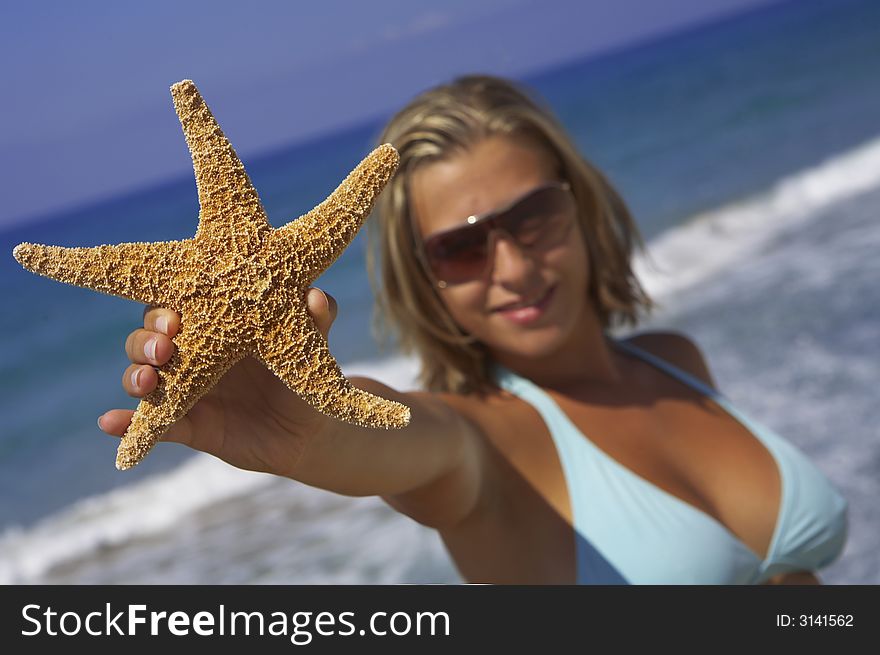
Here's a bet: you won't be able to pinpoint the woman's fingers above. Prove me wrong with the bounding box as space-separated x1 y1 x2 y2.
306 288 338 340
123 363 158 397
97 409 192 445
125 328 174 366
143 306 180 337
97 409 135 437
104 306 190 448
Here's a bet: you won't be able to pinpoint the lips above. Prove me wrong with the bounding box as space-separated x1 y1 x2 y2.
492 286 556 326
492 286 555 313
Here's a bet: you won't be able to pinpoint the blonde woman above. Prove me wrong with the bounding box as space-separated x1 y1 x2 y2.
99 75 847 584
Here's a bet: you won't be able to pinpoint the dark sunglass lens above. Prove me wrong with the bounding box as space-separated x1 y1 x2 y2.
425 226 489 283
504 187 574 246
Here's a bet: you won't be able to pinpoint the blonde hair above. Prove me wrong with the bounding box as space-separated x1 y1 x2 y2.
367 74 653 394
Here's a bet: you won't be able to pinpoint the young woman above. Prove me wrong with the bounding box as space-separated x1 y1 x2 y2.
98 75 847 584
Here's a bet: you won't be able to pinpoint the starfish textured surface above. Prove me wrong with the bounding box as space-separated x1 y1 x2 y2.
14 79 410 470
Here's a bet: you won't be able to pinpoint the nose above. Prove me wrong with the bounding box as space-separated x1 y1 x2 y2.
487 229 537 285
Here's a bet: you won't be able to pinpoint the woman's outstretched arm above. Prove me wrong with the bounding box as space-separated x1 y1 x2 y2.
99 288 488 529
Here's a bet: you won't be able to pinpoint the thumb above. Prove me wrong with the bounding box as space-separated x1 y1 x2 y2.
306 287 338 340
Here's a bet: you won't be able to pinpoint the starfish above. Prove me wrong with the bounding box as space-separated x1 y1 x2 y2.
13 79 411 470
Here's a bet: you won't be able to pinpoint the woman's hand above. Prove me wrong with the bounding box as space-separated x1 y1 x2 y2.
97 288 339 478
99 287 482 516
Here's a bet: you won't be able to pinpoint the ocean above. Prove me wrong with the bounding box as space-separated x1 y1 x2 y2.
1 0 878 584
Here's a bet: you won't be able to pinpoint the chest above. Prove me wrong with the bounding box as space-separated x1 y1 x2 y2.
494 389 782 563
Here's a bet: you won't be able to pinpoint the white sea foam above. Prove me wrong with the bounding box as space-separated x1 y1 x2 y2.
0 453 270 583
633 135 880 303
0 354 424 584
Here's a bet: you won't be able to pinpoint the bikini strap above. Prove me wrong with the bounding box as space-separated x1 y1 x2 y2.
492 363 581 436
611 337 722 400
493 336 719 401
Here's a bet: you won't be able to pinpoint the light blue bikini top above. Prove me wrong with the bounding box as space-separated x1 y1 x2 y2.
492 337 848 584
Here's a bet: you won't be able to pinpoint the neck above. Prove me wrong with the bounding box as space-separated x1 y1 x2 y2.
490 305 624 392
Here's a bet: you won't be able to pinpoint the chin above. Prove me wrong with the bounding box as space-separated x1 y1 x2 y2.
486 322 572 360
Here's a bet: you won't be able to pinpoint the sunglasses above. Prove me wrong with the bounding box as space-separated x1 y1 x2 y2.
418 181 576 288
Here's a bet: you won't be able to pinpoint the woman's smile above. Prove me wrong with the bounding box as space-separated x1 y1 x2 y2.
491 284 557 325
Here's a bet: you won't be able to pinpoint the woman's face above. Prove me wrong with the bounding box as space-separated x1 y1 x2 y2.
410 135 593 361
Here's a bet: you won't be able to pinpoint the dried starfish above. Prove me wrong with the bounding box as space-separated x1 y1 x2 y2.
14 79 411 470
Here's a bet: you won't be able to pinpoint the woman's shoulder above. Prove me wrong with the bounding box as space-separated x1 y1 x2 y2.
423 384 524 433
414 381 542 463
620 329 718 390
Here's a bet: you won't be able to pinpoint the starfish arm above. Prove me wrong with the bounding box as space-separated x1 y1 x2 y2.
255 305 410 430
13 240 185 307
269 144 399 284
170 80 270 238
116 317 245 470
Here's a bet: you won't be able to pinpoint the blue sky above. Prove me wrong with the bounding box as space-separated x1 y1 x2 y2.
0 0 779 228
